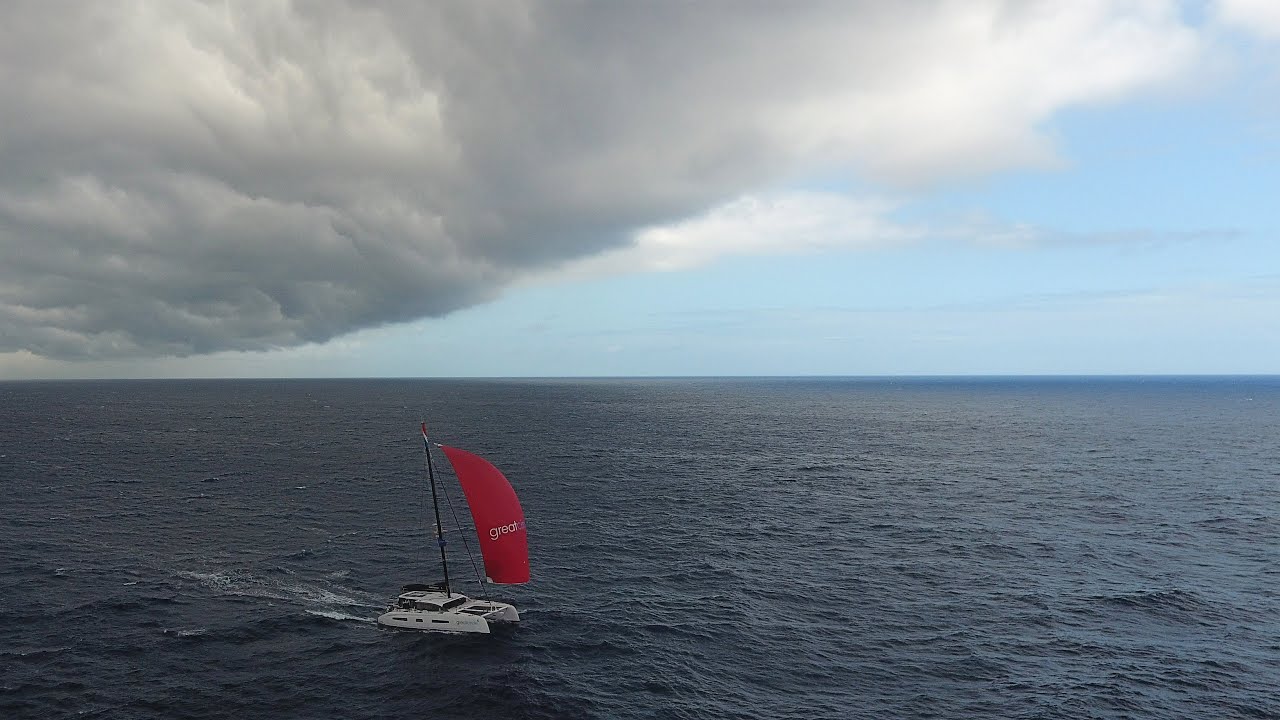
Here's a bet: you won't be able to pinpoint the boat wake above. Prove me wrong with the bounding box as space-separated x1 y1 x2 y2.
175 569 383 610
306 609 376 624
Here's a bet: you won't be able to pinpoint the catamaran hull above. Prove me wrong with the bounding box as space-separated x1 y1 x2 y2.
376 600 520 634
377 610 493 633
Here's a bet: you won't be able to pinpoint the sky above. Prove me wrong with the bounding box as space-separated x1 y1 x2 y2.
1 0 1277 379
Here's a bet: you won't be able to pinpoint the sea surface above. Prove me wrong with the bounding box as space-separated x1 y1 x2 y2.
2 377 1278 719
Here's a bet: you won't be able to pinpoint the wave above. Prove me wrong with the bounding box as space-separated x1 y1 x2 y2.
1 645 72 660
161 627 208 638
100 595 184 612
1090 588 1209 615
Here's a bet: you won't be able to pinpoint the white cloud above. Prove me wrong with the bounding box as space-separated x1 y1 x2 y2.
767 1 1200 184
1215 0 1280 38
542 191 914 281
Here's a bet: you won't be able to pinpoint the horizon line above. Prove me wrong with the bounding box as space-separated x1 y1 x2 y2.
2 373 1278 383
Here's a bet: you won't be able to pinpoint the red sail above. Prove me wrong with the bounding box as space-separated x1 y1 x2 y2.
439 445 530 584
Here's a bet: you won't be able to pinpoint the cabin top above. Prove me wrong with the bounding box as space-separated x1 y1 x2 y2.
393 590 470 612
398 589 463 600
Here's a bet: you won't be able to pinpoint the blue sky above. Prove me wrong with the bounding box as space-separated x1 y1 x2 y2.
1 2 1277 378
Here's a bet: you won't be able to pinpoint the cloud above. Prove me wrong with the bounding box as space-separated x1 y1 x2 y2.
1215 0 1280 38
936 213 1243 250
540 191 915 280
552 192 1240 282
0 1 1200 360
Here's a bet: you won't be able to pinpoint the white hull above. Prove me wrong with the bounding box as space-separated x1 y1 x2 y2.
377 588 519 634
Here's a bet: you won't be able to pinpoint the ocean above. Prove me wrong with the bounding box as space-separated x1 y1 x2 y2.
2 377 1277 719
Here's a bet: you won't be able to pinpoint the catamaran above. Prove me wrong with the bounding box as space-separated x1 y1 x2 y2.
377 424 529 634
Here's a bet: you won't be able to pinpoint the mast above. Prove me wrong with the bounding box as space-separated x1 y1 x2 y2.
422 423 450 597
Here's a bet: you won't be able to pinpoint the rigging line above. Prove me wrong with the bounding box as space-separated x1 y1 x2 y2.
438 468 489 601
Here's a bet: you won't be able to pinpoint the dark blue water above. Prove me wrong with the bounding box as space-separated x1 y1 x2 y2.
2 377 1278 719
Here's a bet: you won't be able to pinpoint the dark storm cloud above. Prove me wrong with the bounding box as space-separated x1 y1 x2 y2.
0 1 1196 359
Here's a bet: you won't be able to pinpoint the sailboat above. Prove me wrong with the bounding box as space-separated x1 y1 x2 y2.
376 423 529 634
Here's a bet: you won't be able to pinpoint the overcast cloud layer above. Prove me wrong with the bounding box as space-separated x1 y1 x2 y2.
0 1 1203 360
